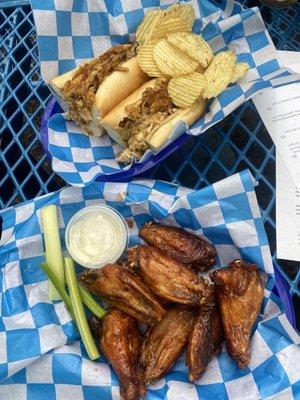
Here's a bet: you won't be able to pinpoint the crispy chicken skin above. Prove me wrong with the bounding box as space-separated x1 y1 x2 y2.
100 308 146 400
139 223 216 271
210 306 224 354
140 306 195 385
210 260 264 368
81 263 166 326
128 246 213 306
186 304 223 382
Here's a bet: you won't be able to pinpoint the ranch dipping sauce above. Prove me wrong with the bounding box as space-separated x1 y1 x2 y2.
65 205 128 268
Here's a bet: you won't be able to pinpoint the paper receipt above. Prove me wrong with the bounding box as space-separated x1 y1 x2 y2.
254 83 300 190
276 153 300 262
253 60 300 262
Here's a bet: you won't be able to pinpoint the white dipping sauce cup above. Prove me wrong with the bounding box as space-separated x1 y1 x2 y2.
65 205 128 269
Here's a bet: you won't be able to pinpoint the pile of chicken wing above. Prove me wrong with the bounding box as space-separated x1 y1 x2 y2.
81 222 264 400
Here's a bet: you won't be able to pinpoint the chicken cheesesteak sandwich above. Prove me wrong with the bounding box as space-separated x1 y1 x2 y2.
49 2 249 164
50 44 149 137
101 78 206 163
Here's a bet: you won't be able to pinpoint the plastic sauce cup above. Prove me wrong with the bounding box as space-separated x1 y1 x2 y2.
65 205 128 269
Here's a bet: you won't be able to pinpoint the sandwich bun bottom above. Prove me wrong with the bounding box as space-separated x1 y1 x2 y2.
147 98 206 151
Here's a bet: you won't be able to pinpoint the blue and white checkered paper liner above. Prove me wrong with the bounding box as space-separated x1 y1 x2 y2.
0 170 299 400
31 0 300 186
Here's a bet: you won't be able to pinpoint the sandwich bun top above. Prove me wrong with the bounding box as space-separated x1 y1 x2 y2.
94 57 149 117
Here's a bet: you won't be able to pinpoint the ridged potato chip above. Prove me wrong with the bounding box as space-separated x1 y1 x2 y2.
137 44 165 77
167 32 213 68
168 72 207 108
153 39 199 77
136 10 163 44
230 62 249 83
203 51 236 98
164 3 195 29
150 18 191 43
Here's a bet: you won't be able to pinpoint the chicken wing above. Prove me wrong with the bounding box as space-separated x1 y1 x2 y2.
100 308 146 400
139 222 216 271
186 303 223 382
210 260 264 368
140 306 195 385
128 245 213 306
81 263 166 326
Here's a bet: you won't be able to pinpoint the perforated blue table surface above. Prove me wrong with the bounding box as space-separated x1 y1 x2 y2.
0 0 300 328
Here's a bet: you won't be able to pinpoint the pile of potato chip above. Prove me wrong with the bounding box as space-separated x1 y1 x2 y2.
136 3 249 108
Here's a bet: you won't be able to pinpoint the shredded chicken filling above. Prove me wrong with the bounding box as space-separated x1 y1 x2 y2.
118 79 178 162
62 44 137 130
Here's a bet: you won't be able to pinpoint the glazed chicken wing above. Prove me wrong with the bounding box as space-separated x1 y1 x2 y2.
186 303 223 382
140 306 195 385
81 263 166 326
139 222 216 271
210 260 264 368
128 246 213 306
100 308 146 400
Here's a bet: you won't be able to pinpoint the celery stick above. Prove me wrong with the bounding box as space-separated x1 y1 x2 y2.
78 283 106 319
40 262 75 321
65 257 100 360
41 205 64 300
